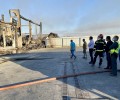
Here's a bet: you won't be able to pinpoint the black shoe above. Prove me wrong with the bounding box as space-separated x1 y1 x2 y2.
89 61 93 64
98 65 101 68
109 67 112 69
104 67 109 69
83 57 85 59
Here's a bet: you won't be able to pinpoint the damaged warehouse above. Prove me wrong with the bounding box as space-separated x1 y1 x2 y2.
0 9 42 54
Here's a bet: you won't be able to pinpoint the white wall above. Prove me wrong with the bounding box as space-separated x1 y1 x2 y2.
49 38 62 47
46 34 120 48
62 37 80 47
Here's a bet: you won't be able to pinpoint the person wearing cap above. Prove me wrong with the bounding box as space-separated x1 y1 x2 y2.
92 34 106 68
109 36 119 76
88 36 94 63
104 36 113 69
70 40 76 59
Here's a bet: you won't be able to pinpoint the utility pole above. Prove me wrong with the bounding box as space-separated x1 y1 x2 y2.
29 21 32 42
1 14 6 47
35 25 37 36
2 28 6 48
15 25 18 48
40 22 42 39
1 14 4 21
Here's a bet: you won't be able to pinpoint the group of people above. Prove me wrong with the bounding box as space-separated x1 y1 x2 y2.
70 34 120 76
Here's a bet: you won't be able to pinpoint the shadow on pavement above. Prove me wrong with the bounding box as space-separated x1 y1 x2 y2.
0 50 120 99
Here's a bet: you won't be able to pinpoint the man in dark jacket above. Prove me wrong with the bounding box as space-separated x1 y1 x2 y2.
110 36 119 76
92 34 106 68
104 36 113 69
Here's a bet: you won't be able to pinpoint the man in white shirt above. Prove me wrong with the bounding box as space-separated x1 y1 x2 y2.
88 36 94 64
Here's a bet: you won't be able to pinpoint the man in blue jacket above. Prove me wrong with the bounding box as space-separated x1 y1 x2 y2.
70 40 76 59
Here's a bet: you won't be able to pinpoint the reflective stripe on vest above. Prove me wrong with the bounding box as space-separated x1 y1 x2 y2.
96 50 104 52
119 42 120 54
110 42 119 54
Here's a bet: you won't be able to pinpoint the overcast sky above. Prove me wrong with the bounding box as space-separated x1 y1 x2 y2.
0 0 120 36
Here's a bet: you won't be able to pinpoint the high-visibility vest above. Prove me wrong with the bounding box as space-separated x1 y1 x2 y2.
119 42 120 54
110 42 120 54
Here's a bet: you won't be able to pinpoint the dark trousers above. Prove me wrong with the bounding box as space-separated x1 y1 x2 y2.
93 51 103 66
71 50 76 58
119 54 120 62
83 49 87 58
111 54 118 75
119 50 120 61
106 53 111 68
89 49 94 62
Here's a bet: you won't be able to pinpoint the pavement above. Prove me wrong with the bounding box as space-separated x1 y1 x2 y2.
0 48 120 100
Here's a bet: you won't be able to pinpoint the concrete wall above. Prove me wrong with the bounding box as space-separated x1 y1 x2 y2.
63 37 80 47
46 34 120 48
49 38 63 48
46 37 81 48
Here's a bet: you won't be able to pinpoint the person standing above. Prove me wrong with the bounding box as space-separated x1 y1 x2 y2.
82 39 87 59
109 36 119 76
104 36 113 69
92 34 106 68
88 36 94 64
70 40 76 59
